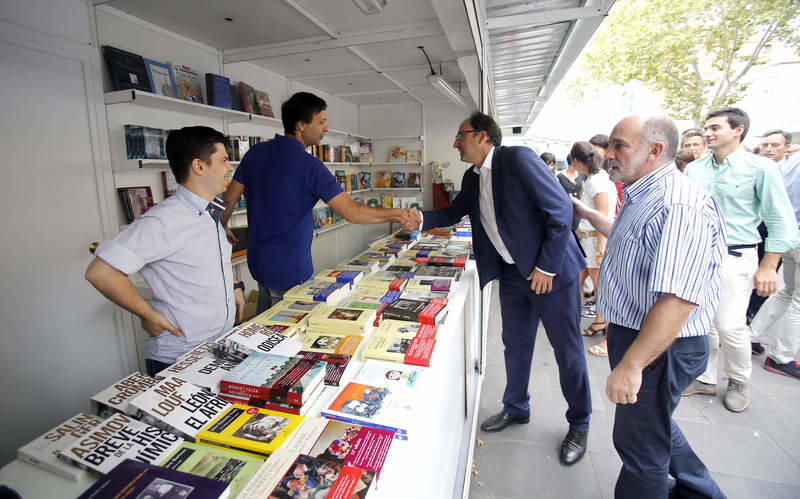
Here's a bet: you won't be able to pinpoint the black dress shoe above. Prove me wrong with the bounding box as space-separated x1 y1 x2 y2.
480 411 530 432
559 428 588 465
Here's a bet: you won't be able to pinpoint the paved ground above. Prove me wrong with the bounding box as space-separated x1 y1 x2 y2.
468 285 800 498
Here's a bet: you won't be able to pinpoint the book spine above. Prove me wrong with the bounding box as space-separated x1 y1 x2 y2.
319 412 407 438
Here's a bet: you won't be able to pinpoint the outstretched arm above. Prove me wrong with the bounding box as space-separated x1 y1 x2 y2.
327 192 418 230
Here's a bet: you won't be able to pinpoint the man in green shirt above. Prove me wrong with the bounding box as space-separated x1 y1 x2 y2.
683 107 797 412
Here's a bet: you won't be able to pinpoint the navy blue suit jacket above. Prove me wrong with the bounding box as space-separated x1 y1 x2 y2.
422 146 585 290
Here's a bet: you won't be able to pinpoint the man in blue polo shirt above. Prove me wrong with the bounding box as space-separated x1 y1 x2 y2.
221 92 416 313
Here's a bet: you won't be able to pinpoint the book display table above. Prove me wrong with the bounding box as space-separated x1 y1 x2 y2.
0 260 490 499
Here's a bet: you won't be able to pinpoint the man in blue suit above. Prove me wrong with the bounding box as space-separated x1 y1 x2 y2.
413 112 591 465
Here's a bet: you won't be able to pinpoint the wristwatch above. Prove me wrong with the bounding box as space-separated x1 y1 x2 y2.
233 281 245 292
596 250 604 258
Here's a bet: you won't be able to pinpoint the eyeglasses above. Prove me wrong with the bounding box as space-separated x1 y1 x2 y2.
454 130 481 141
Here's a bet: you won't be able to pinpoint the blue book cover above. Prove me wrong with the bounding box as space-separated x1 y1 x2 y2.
78 459 229 498
142 58 176 97
206 73 232 109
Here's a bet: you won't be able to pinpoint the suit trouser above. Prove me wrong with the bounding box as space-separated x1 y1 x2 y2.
698 248 757 385
498 262 591 431
751 235 800 364
608 324 724 499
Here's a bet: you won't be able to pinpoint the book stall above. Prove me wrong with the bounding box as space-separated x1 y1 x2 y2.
1 222 490 498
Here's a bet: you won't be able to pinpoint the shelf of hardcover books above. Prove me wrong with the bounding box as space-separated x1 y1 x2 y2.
105 89 282 128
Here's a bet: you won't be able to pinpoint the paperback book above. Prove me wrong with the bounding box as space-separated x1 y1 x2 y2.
59 412 182 475
130 376 232 441
159 441 263 498
91 371 159 418
238 82 257 113
320 382 412 438
313 269 364 288
381 297 448 325
157 341 239 393
220 353 326 406
375 170 392 188
306 306 374 335
359 320 438 367
253 89 274 117
77 459 230 499
143 58 177 98
171 63 204 103
412 265 462 280
17 413 104 481
216 378 324 416
216 323 301 362
337 258 380 273
196 405 303 458
404 277 453 294
300 333 363 357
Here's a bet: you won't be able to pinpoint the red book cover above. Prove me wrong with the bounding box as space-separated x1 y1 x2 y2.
388 278 406 290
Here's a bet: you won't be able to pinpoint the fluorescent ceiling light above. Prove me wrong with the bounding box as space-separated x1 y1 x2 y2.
352 0 388 15
427 74 467 107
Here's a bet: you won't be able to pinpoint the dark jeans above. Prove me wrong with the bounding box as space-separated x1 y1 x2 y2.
256 285 289 315
145 358 172 377
608 324 725 499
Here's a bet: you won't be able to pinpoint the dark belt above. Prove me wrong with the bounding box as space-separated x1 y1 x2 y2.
727 244 757 257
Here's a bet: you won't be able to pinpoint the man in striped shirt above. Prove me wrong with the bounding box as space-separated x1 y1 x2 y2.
573 115 725 498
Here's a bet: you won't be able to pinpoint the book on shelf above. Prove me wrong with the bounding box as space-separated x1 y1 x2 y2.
229 84 241 111
129 376 232 441
216 378 324 416
391 171 406 188
171 63 204 103
215 323 301 362
375 170 392 188
381 192 393 208
159 441 263 498
162 170 178 197
359 319 438 366
102 45 152 92
156 341 239 393
388 146 407 162
407 171 421 187
143 58 177 98
17 413 104 481
206 73 232 109
381 297 448 325
124 125 167 160
358 171 371 189
253 89 275 117
238 82 257 113
406 149 422 163
77 459 231 499
59 412 182 475
306 306 375 336
404 277 453 294
91 371 160 418
117 186 155 223
220 353 326 406
196 405 303 459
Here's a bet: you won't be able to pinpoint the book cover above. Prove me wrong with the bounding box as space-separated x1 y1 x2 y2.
162 170 178 198
300 333 362 356
217 378 323 416
360 320 438 366
206 73 232 109
253 89 275 117
391 171 406 188
405 277 452 294
143 58 177 98
196 405 303 459
375 170 391 188
17 413 104 481
60 413 182 475
171 63 204 103
159 441 263 497
358 142 373 163
236 449 375 499
220 354 325 406
307 306 372 335
77 459 230 499
238 82 256 113
388 146 407 163
102 45 152 92
358 171 371 189
407 171 421 187
341 293 383 310
412 266 462 280
337 258 380 273
219 323 301 362
229 84 242 111
156 342 238 394
130 376 232 441
406 150 422 163
321 381 412 437
255 308 311 329
91 372 159 418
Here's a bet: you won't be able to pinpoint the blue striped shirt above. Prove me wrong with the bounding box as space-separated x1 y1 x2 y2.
598 162 726 338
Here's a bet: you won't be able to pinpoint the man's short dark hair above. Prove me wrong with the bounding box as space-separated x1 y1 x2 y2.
681 129 705 142
706 107 750 141
540 152 556 165
467 111 502 146
282 92 327 135
762 129 792 145
165 126 226 184
589 134 609 149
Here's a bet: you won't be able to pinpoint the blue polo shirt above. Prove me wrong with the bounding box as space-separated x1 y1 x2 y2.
234 134 343 289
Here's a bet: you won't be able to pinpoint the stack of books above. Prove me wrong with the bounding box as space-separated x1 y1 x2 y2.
358 274 408 293
283 280 350 305
381 297 449 325
306 305 375 336
90 371 160 418
213 323 301 363
251 300 319 332
404 277 453 294
359 320 439 367
159 441 263 497
155 341 239 393
197 404 303 459
313 269 364 288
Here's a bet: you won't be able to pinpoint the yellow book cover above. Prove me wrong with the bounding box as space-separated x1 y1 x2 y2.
307 305 373 333
197 404 303 459
360 320 418 363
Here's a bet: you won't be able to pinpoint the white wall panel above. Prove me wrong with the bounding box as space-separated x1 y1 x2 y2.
0 0 90 46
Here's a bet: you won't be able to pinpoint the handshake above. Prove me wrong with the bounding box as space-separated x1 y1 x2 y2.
396 208 422 232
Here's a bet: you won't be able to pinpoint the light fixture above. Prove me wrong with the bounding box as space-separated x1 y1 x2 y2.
427 74 467 107
352 0 388 15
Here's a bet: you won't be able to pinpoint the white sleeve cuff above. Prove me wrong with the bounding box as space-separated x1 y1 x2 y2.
534 266 556 277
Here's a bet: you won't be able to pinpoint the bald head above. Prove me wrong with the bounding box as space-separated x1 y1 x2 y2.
606 115 678 185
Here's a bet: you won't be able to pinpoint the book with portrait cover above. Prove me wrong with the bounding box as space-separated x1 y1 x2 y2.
77 459 230 499
320 382 412 438
238 82 257 113
91 371 160 418
407 171 421 187
306 306 374 335
196 405 303 459
381 297 448 325
17 413 104 481
220 353 325 406
171 63 204 103
143 58 177 98
59 412 182 475
159 441 263 497
253 89 275 117
375 170 392 188
359 319 438 367
130 376 232 441
359 171 371 189
300 333 363 357
206 73 232 109
102 45 152 92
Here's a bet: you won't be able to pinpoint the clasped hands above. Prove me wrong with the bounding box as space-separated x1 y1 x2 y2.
397 208 422 231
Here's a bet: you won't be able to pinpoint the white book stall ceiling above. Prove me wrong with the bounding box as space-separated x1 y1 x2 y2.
0 0 476 467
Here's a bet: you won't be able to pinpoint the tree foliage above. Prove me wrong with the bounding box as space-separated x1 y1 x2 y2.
573 0 800 125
